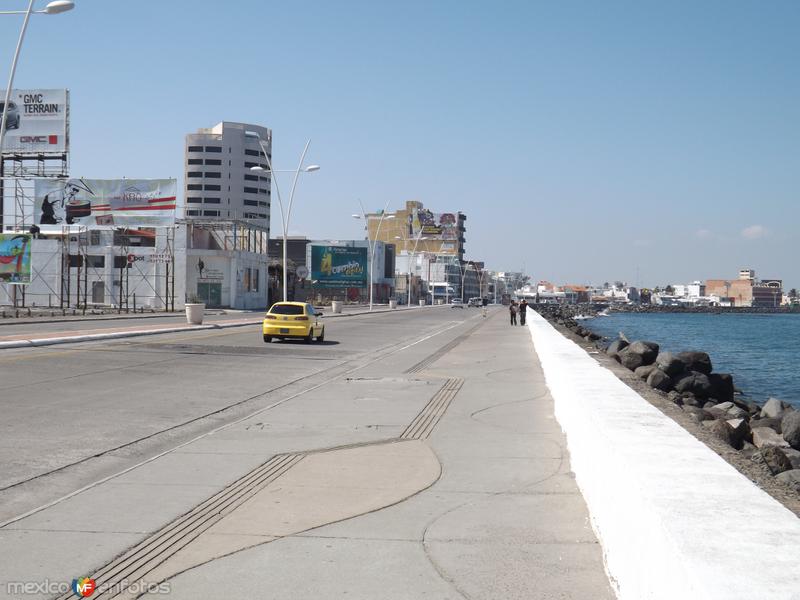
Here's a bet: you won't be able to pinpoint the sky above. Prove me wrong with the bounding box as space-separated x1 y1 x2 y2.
1 0 798 289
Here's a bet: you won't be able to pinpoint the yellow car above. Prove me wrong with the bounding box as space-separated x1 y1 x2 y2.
263 302 325 343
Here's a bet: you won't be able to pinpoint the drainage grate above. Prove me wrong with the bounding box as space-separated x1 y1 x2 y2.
58 453 304 600
401 377 464 440
404 320 485 374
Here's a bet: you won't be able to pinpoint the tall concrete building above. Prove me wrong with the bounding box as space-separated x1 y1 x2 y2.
184 121 272 231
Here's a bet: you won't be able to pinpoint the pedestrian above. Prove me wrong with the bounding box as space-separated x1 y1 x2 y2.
519 298 529 326
509 301 518 326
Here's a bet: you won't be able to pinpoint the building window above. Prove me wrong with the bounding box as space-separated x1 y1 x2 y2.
187 197 202 204
203 210 220 217
187 209 200 216
204 197 221 204
244 268 260 292
258 201 268 207
244 149 260 156
244 161 258 168
258 188 268 195
86 255 105 268
90 230 102 245
204 172 222 178
256 213 267 219
205 158 221 165
187 184 202 190
243 186 258 194
187 145 203 152
244 200 259 207
244 174 258 181
187 171 203 178
259 176 270 182
204 184 221 191
205 146 222 153
188 158 203 165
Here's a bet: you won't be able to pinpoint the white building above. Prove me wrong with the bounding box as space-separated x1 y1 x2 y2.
184 122 272 228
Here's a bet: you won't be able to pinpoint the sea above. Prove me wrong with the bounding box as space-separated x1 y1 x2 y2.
583 312 800 409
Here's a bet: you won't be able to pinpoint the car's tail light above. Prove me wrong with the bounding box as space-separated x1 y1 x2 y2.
294 316 309 321
265 315 277 320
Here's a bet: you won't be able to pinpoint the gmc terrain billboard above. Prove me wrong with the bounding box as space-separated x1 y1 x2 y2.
0 89 69 153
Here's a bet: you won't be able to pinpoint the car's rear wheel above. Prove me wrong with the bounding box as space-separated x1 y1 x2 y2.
304 331 313 344
263 335 272 343
316 330 325 343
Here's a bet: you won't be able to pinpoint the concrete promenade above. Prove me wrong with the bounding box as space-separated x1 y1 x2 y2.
0 307 612 599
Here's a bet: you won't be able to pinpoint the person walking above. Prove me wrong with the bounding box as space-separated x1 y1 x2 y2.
509 301 518 326
519 298 529 326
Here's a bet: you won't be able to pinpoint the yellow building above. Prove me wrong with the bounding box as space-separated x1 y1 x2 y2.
364 201 466 260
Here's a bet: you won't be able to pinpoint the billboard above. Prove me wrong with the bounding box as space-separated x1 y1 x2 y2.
0 89 68 153
34 178 177 228
0 234 32 284
411 207 458 240
310 245 367 288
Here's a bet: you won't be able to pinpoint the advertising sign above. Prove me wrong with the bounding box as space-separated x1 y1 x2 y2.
34 178 177 228
0 89 68 153
311 245 367 288
411 208 458 240
0 234 32 284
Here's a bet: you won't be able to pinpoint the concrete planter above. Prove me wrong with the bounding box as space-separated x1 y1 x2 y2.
185 303 205 325
389 299 398 309
419 299 426 306
331 301 342 314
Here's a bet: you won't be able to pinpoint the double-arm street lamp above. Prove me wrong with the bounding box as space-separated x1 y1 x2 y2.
251 138 319 303
394 231 428 306
352 200 394 311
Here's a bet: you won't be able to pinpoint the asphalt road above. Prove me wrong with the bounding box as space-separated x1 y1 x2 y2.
0 306 479 521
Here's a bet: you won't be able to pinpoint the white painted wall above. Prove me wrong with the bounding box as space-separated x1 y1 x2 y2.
527 310 800 600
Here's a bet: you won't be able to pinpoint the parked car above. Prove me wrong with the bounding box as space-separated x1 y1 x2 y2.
263 302 324 343
450 299 465 308
0 101 20 130
467 297 482 307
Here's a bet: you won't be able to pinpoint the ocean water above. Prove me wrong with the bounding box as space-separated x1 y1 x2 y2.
584 312 800 408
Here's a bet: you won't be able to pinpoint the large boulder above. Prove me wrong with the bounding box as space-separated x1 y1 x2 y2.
781 411 800 450
676 351 713 375
761 446 793 475
781 448 800 470
751 416 782 434
705 419 736 448
708 373 735 404
634 365 657 380
618 341 659 371
655 352 686 377
752 427 790 449
647 368 673 391
682 405 713 423
726 418 751 449
760 397 785 419
706 401 734 419
672 371 713 399
775 469 800 493
606 339 629 358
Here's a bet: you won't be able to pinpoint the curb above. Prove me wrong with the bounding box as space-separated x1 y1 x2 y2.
0 305 447 350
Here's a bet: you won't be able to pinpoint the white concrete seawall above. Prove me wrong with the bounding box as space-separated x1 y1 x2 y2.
527 310 800 600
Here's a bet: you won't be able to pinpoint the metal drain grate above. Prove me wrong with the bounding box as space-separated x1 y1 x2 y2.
401 377 464 439
58 453 304 600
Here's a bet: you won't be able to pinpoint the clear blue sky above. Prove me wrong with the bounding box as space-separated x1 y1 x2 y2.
2 0 798 289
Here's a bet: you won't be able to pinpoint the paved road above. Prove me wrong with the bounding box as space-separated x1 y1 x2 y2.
0 307 613 599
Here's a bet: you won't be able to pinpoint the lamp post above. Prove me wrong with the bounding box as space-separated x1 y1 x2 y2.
352 200 394 311
0 1 74 229
395 232 428 306
251 138 319 303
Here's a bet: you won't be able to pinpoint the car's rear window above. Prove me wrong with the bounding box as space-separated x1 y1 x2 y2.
269 304 305 315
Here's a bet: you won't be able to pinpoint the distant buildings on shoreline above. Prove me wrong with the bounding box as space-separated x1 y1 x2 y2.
516 268 798 307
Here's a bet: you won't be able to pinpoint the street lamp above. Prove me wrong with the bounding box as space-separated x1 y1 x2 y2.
395 232 428 306
0 1 75 158
353 200 394 311
250 138 319 303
